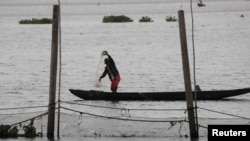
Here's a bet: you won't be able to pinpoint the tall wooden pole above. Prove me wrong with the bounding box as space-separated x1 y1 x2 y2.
47 5 59 139
178 10 199 138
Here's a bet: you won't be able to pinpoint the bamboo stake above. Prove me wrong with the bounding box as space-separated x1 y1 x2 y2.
178 10 199 138
47 5 59 139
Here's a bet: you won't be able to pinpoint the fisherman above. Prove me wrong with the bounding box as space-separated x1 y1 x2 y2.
99 51 121 93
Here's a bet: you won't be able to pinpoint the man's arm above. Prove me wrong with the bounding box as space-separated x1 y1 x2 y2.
99 67 108 80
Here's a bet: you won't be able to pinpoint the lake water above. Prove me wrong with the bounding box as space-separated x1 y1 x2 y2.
1 0 250 141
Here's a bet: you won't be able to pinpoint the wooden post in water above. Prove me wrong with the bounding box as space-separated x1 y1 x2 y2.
47 5 59 139
178 10 199 138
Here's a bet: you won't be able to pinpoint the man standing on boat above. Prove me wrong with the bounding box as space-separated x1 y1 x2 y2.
99 51 121 93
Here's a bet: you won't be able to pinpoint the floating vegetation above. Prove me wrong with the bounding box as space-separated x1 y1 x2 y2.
0 124 42 138
166 16 178 22
22 125 37 138
103 15 133 23
0 125 18 138
139 16 153 22
19 18 52 24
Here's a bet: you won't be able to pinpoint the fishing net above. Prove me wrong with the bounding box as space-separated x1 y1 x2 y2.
0 102 192 138
1 101 248 138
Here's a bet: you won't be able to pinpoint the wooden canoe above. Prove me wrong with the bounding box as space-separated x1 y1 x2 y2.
69 87 250 101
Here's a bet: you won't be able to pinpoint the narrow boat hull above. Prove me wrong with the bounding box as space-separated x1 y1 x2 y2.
69 88 250 101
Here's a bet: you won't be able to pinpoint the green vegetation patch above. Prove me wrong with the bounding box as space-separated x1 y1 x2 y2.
166 16 178 22
103 15 133 23
0 125 18 138
19 18 52 24
139 16 153 22
0 124 42 138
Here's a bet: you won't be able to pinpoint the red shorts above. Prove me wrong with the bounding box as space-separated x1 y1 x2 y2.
111 76 121 93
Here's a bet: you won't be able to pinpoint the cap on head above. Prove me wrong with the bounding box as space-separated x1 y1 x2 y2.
104 58 109 64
